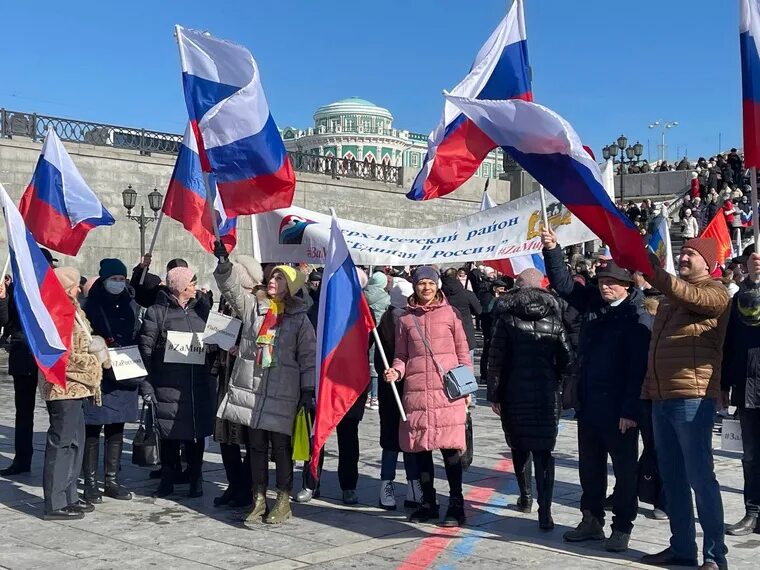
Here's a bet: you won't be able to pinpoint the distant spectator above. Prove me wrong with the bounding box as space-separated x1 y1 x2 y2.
640 160 651 173
690 172 700 200
676 157 690 171
681 209 699 239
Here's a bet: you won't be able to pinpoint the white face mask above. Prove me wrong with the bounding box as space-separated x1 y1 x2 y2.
104 278 126 295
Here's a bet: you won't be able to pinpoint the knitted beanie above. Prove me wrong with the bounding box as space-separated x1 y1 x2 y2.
683 237 718 270
412 266 439 286
272 265 306 297
99 258 128 280
166 267 196 296
516 268 544 288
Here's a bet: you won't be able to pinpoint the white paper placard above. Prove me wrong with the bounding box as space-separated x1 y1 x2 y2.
202 312 242 351
164 331 206 365
721 419 743 453
108 346 147 381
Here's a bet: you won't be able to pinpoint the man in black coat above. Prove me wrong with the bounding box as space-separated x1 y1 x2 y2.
722 247 760 536
487 268 571 531
542 227 651 553
440 269 482 365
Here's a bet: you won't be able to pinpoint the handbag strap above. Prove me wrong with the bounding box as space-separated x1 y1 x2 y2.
411 315 445 378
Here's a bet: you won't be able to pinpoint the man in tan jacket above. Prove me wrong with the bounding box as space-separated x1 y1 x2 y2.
639 237 730 570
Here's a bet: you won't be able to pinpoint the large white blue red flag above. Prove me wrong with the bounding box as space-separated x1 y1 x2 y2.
742 0 760 168
407 0 531 201
162 123 237 253
311 215 376 478
176 26 295 216
18 127 114 255
1 182 74 388
446 95 651 273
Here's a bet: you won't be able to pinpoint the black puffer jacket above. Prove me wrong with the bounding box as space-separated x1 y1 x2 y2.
138 291 216 441
487 287 571 451
441 275 482 350
2 285 38 377
721 281 760 409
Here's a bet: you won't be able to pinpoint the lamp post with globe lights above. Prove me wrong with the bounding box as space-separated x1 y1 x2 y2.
602 135 643 202
121 185 163 256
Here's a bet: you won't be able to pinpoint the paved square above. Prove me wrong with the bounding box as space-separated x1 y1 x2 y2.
0 353 755 569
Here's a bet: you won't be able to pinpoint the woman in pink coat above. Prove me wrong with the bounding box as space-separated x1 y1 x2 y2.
384 266 471 527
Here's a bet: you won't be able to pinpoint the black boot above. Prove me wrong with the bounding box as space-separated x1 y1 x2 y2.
514 451 533 513
103 433 132 500
409 476 439 523
440 496 466 527
726 511 758 536
535 453 555 531
82 436 103 504
187 441 204 498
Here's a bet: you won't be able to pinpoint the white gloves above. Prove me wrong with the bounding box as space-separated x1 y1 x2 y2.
88 336 112 369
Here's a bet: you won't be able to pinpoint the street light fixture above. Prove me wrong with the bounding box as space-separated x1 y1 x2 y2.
648 120 678 163
121 185 163 256
603 135 644 202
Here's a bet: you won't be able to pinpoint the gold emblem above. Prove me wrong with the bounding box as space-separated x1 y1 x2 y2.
527 201 572 239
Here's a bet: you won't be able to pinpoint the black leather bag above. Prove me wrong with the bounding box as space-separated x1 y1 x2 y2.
132 402 160 467
637 448 661 506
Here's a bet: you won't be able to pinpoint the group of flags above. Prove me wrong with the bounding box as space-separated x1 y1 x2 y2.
3 0 760 461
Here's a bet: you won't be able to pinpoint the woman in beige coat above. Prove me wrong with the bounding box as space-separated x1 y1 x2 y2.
42 267 109 520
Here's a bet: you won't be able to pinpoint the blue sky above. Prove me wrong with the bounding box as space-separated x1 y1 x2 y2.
1 0 742 162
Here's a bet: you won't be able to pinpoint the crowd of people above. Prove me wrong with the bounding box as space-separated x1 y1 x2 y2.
1 216 759 569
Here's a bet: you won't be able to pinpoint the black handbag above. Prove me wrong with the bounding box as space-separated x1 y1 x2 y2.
637 448 661 506
132 402 160 467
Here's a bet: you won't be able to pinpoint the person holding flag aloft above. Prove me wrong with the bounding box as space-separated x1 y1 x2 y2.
213 243 316 525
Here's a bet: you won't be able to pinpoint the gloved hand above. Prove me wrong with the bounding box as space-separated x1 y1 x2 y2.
88 336 111 368
298 391 315 411
213 240 228 262
142 393 155 405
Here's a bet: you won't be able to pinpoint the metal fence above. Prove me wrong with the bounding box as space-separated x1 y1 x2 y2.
0 108 405 185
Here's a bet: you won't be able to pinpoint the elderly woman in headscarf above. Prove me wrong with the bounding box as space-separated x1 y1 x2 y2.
214 254 315 525
42 267 109 520
138 265 215 500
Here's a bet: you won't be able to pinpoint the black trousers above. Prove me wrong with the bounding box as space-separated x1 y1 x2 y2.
415 448 463 504
43 399 85 513
479 313 492 380
160 438 204 480
512 448 555 511
220 443 251 492
303 416 361 492
739 407 760 512
249 428 293 492
12 374 38 466
578 420 639 533
639 399 666 510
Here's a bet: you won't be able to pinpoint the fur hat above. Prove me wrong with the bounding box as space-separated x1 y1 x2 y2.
166 267 196 296
54 267 81 292
390 278 414 309
683 237 718 270
230 255 263 290
272 265 307 297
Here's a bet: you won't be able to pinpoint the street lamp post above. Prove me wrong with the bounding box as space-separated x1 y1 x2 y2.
121 185 164 255
602 135 644 203
648 120 678 163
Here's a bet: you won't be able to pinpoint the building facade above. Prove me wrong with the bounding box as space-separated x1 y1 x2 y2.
281 97 505 180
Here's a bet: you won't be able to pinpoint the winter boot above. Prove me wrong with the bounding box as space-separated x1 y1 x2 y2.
605 530 631 552
214 486 237 507
152 463 175 498
264 490 292 524
563 510 605 542
405 479 422 508
103 435 132 500
228 486 253 508
514 454 533 513
535 454 555 531
82 436 103 504
440 496 466 527
726 511 759 536
243 489 269 523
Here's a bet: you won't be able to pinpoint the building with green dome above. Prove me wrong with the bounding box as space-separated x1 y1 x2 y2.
281 97 504 180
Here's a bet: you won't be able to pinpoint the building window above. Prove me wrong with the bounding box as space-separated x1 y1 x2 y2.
361 117 372 132
483 163 491 178
344 115 356 131
410 153 419 167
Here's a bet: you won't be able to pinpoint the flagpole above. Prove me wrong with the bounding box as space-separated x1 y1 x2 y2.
74 312 92 343
203 172 223 243
372 327 407 422
752 166 760 251
2 255 9 281
139 211 164 285
538 185 550 229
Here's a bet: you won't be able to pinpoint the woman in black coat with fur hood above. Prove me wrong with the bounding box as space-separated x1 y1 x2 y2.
486 269 571 531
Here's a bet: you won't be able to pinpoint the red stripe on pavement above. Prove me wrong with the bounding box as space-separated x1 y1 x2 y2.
397 458 514 570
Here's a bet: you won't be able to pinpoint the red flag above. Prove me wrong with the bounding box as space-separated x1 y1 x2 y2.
699 211 733 266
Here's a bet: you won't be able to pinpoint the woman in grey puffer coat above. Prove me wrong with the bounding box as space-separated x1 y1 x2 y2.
214 259 316 525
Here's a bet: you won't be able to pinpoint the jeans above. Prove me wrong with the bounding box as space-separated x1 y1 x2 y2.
415 448 463 504
380 448 420 481
577 420 639 533
369 346 378 399
652 398 727 565
249 429 293 492
739 407 760 512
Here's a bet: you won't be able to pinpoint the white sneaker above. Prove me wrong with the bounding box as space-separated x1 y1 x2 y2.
369 398 379 410
379 480 396 510
405 479 422 508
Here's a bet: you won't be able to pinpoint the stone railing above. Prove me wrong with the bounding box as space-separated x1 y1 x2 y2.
288 151 403 186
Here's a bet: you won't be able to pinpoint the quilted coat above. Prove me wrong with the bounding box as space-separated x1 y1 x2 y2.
391 297 471 453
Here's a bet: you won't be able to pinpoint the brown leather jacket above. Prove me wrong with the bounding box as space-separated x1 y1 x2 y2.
641 267 730 401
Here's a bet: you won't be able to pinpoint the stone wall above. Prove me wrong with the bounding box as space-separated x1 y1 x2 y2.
0 137 508 285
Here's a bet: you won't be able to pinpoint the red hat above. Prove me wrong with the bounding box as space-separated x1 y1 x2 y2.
682 238 718 271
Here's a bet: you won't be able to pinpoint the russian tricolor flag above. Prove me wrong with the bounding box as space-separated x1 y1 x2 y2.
176 26 295 216
1 183 75 389
447 95 651 274
407 0 531 201
162 123 237 253
310 215 376 478
742 0 760 169
18 127 114 256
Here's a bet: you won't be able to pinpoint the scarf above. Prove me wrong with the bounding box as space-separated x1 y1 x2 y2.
256 299 284 368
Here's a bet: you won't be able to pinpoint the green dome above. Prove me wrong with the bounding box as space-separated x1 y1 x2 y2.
314 97 393 122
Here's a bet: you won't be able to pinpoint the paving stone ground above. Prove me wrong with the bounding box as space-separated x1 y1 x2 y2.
0 350 756 569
